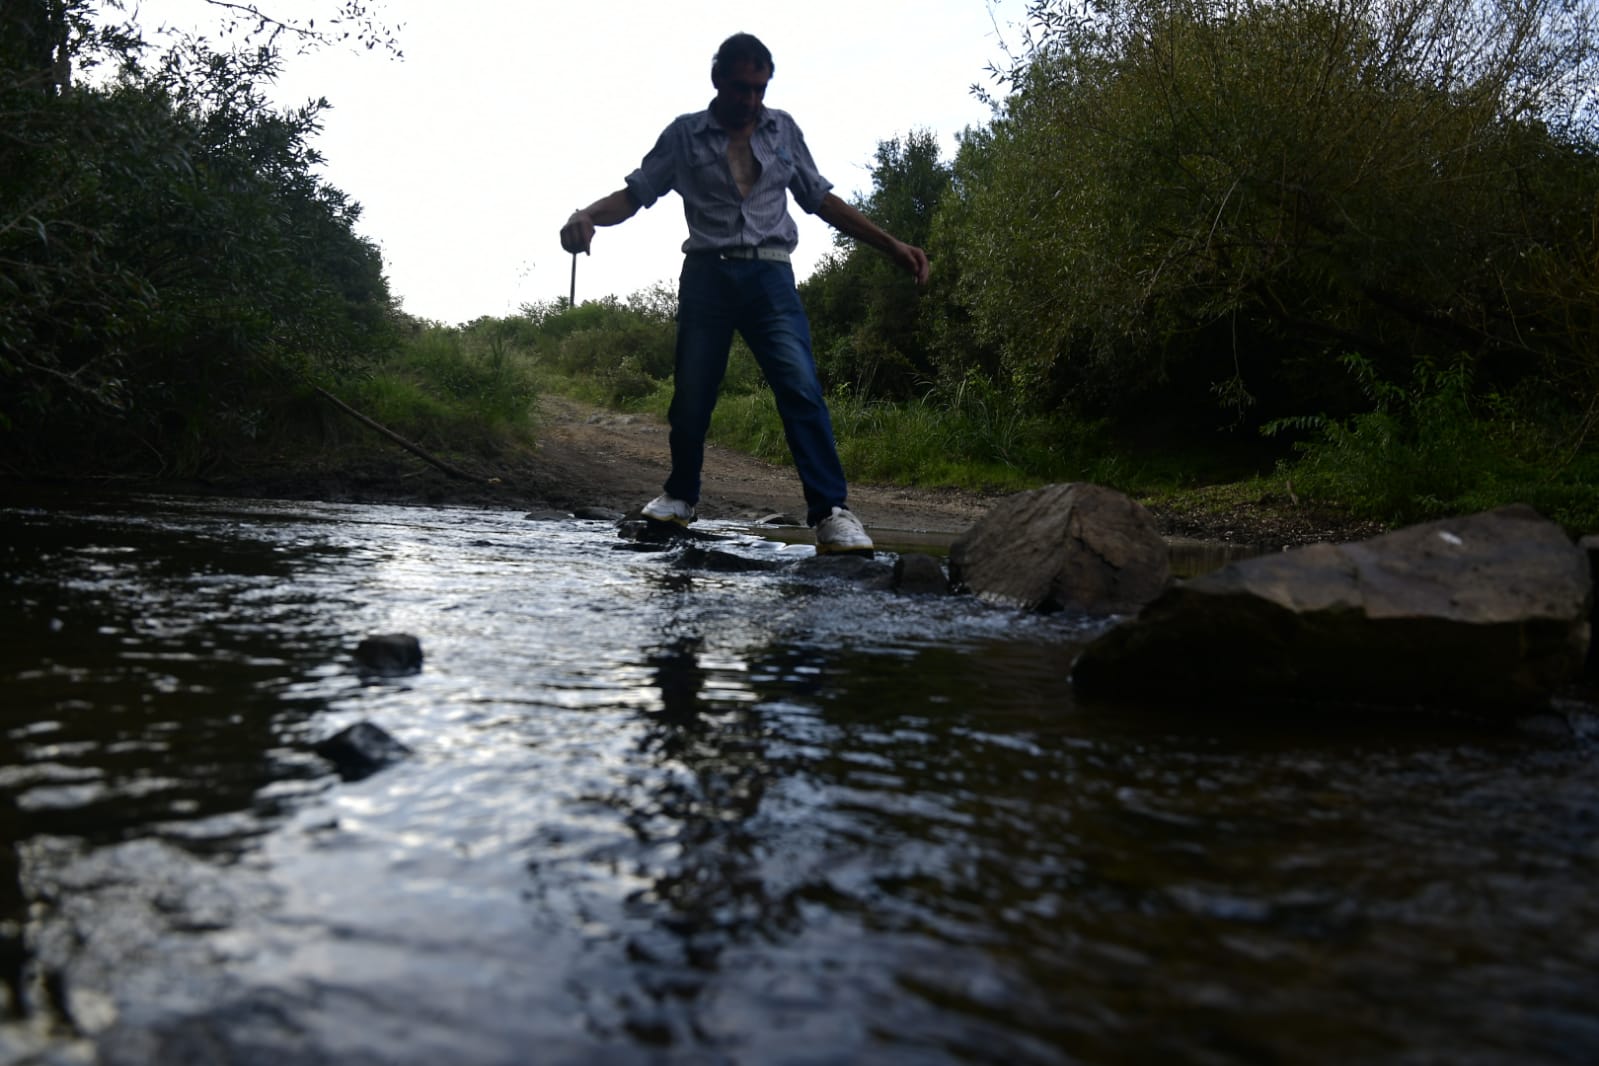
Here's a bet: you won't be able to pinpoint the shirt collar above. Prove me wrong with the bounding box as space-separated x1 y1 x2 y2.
695 102 774 136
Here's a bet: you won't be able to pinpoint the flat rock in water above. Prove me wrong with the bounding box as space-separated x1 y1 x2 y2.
617 518 730 545
1072 505 1593 714
948 483 1170 614
672 546 786 573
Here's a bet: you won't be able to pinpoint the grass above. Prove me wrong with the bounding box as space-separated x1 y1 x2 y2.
325 324 541 460
658 378 1133 495
1262 357 1599 534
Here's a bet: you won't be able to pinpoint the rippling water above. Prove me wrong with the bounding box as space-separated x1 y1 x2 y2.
2 492 1597 1064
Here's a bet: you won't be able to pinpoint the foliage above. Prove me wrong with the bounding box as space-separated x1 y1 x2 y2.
1268 354 1599 530
800 129 953 399
341 322 539 455
940 0 1599 427
703 371 1116 492
518 294 677 406
1264 354 1488 520
0 1 398 475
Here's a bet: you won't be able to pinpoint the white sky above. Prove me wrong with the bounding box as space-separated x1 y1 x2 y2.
127 0 1028 324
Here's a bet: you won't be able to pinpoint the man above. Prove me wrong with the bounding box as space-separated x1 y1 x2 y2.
559 32 930 555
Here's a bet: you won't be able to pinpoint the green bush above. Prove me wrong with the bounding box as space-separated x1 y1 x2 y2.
1269 353 1599 531
340 325 539 451
938 0 1599 428
0 8 396 475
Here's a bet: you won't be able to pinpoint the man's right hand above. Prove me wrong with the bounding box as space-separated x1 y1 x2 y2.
560 210 594 255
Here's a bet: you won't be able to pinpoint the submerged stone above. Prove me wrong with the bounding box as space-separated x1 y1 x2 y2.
794 553 894 588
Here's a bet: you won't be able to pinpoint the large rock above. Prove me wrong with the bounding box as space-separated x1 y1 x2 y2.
1072 505 1593 713
948 483 1171 614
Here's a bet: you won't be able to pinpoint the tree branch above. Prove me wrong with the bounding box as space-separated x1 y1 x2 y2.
314 386 492 485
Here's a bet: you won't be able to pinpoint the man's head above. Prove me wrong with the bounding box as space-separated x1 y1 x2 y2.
710 33 773 130
711 33 773 83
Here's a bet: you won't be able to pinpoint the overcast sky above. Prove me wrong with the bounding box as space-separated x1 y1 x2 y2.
129 0 1028 323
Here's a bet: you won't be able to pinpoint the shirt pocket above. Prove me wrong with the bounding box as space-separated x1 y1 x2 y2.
686 141 727 185
763 141 795 187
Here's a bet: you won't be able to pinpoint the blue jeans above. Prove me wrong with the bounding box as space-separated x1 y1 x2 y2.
664 254 848 527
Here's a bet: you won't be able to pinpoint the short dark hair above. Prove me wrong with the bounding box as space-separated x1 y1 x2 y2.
711 33 773 81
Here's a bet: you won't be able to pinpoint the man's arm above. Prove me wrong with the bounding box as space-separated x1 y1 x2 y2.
815 193 931 286
560 189 641 255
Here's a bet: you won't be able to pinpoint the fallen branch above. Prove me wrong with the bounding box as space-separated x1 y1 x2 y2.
314 386 491 486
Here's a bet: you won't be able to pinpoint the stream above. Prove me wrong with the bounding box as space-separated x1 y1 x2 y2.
1 491 1597 1064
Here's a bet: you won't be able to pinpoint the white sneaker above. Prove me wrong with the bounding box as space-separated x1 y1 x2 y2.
815 506 874 555
641 493 696 526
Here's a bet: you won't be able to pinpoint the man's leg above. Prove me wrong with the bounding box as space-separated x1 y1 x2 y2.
736 262 848 527
664 256 736 506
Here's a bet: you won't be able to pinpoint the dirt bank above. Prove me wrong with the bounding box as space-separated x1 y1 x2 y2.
521 396 995 533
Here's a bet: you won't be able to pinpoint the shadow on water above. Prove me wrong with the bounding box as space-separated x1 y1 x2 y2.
1 490 1597 1064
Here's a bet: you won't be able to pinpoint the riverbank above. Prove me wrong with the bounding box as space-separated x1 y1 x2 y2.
10 394 1389 549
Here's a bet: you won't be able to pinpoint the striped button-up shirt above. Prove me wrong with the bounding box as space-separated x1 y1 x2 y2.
624 104 833 255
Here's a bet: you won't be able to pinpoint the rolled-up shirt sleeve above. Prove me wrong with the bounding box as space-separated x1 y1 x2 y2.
784 118 832 215
625 124 678 210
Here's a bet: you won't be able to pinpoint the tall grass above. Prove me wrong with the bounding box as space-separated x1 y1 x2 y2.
700 373 1120 493
1267 355 1599 532
338 323 540 455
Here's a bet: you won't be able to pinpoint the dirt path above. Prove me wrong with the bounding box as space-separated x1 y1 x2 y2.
526 395 994 533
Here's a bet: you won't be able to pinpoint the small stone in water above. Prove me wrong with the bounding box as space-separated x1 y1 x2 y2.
893 553 949 596
354 633 423 676
314 721 412 781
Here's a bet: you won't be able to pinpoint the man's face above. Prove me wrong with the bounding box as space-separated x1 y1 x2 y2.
712 59 770 129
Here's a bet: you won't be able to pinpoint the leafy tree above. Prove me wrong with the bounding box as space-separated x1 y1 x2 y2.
942 0 1599 429
0 1 400 474
920 124 1008 391
801 129 953 399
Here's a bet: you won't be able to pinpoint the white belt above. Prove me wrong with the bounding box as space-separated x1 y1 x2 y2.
704 247 791 263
